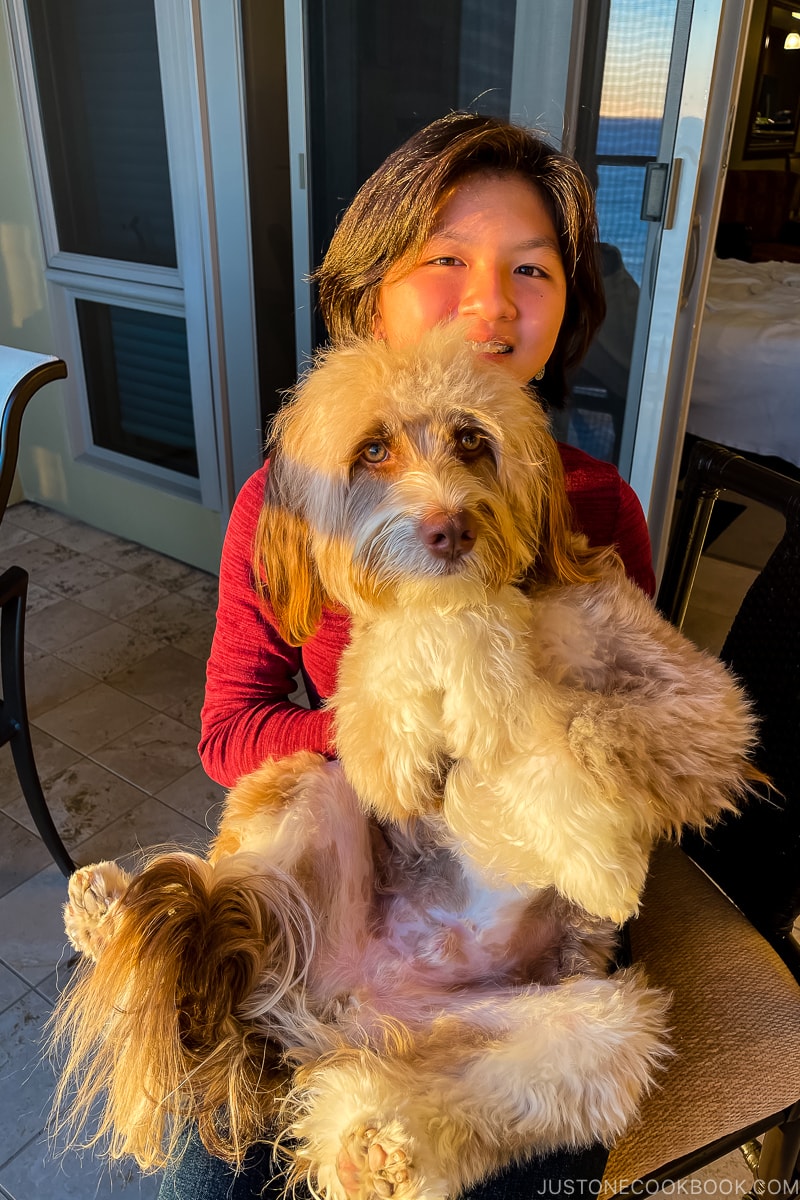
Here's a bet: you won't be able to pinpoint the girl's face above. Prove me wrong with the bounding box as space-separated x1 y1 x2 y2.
374 173 568 385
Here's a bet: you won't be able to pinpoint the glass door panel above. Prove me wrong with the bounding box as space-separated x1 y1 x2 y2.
303 0 517 345
558 0 682 467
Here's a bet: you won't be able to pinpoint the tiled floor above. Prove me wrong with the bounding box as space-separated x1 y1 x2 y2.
0 501 224 1199
0 496 775 1199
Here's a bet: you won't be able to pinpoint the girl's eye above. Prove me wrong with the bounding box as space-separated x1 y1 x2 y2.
516 264 547 278
429 256 461 267
361 442 389 464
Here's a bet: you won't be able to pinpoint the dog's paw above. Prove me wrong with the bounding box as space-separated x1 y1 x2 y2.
64 862 130 960
338 1121 420 1199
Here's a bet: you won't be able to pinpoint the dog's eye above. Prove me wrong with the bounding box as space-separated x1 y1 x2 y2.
360 441 390 465
456 429 485 457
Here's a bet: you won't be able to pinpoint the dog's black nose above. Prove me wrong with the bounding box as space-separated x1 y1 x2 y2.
419 511 477 561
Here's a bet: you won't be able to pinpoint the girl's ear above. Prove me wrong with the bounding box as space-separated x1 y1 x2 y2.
253 454 328 646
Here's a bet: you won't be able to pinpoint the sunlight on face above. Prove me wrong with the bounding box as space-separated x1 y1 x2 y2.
375 173 568 385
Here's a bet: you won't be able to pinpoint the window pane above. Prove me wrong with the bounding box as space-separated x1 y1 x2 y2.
25 0 177 266
76 301 198 476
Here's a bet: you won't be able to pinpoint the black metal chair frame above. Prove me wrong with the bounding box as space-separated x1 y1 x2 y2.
0 350 75 876
658 440 800 630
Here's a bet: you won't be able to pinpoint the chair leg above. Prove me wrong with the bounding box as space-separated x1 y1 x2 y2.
0 566 75 877
756 1104 800 1197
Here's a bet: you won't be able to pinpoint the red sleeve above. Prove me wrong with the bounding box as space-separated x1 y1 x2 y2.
558 443 656 598
198 464 335 787
612 477 656 598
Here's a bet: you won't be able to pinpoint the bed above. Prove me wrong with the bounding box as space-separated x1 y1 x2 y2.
687 256 800 469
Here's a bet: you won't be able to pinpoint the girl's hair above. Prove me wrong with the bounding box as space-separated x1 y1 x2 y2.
314 111 606 403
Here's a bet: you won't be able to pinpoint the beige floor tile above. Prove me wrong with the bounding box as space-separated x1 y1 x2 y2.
5 501 71 537
688 556 759 618
23 579 61 616
688 1148 753 1190
76 572 169 619
54 622 163 681
129 552 203 592
180 573 219 607
14 758 148 851
106 645 207 715
25 597 111 654
39 551 118 601
0 963 29 1013
74 794 211 866
23 639 46 666
0 811 52 898
24 655 96 720
46 517 123 556
92 713 201 795
0 988 55 1160
163 684 205 732
120 590 213 641
0 864 71 984
156 763 226 832
0 521 37 552
34 683 153 757
1 1135 161 1199
93 538 178 575
171 618 215 661
682 606 733 657
0 726 82 812
5 535 79 579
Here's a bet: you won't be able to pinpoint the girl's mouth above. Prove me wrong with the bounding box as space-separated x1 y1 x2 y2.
469 340 512 356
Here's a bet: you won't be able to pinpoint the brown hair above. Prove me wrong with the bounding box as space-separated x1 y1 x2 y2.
314 111 606 402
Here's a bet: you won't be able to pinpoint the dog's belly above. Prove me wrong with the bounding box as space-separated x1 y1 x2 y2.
362 867 565 996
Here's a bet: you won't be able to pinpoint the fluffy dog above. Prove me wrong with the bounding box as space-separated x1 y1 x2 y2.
52 328 756 1200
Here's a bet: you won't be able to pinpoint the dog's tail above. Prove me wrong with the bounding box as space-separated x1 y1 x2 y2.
49 850 315 1172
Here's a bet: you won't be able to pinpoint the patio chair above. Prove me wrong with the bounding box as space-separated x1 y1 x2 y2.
0 345 75 876
604 441 800 1196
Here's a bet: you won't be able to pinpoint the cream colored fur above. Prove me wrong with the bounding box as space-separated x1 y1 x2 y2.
52 329 757 1199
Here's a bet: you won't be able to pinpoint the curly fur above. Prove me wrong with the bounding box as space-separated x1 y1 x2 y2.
51 328 758 1200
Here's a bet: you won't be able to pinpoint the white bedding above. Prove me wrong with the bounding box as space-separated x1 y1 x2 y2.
687 256 800 468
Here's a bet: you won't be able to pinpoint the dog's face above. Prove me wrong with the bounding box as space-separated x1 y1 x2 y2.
262 327 575 639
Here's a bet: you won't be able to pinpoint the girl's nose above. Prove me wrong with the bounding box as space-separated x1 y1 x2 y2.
459 267 517 322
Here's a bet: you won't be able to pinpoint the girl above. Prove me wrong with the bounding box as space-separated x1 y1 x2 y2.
161 111 654 1200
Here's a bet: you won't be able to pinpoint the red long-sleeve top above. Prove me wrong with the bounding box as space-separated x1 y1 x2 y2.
199 445 655 787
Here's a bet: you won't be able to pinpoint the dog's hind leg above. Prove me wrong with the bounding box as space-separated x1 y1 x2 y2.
289 1053 451 1200
291 972 668 1200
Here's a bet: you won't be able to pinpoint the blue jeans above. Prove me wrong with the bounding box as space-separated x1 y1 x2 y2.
157 1125 609 1199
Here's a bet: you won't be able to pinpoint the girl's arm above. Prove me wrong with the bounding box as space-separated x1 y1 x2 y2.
198 465 334 787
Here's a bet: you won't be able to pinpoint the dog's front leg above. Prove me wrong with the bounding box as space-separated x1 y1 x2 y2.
443 707 653 924
334 627 450 821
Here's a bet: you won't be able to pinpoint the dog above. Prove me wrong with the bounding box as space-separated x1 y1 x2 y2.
51 327 757 1200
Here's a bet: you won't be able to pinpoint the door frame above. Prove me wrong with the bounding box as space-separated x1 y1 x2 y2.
627 0 755 575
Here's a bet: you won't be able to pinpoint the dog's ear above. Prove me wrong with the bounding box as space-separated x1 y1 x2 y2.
254 449 329 646
532 436 618 587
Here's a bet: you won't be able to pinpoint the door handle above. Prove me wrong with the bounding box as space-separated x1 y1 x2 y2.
680 215 701 309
